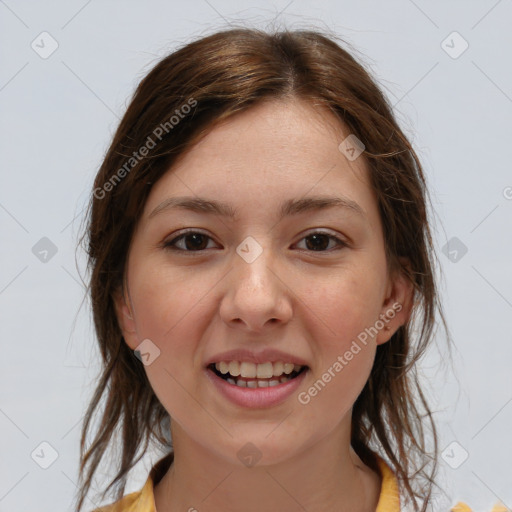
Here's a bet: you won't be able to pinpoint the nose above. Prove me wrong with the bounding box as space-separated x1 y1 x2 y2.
219 245 293 333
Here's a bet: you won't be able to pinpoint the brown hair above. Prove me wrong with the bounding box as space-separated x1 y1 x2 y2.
77 26 451 511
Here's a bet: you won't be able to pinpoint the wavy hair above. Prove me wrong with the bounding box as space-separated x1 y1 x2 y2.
76 26 451 511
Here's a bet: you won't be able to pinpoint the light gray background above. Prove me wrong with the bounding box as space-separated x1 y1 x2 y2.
1 1 511 511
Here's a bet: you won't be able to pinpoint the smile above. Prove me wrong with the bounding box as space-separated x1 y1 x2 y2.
208 360 307 388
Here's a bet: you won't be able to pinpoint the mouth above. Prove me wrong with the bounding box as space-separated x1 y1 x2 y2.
207 361 308 388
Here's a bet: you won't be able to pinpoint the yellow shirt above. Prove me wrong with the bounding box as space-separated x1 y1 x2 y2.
93 452 507 512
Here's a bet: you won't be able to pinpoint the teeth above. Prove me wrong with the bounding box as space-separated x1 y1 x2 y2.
283 363 294 374
228 361 240 376
273 361 283 375
240 362 257 378
256 362 273 379
214 360 304 379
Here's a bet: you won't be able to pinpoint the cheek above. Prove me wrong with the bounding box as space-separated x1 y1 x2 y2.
127 264 225 404
130 263 216 342
293 267 383 412
301 267 385 348
295 274 380 425
129 268 214 422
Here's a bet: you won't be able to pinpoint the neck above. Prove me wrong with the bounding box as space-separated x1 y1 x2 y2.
153 421 381 512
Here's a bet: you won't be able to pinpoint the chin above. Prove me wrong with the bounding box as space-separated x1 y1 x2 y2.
218 432 304 468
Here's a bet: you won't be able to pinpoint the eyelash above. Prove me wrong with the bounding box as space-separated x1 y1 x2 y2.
162 229 347 254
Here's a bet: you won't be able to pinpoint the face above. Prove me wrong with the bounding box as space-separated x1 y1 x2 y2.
115 98 413 467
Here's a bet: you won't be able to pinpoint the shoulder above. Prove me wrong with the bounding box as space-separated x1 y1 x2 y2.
91 453 174 512
91 482 154 512
450 504 510 511
92 490 144 512
372 453 508 512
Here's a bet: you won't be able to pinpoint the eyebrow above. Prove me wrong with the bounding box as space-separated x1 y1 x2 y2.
148 195 366 220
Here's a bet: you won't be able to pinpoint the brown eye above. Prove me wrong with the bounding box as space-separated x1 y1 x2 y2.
295 232 346 252
164 231 216 252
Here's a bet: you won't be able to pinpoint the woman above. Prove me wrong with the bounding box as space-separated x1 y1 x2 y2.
76 27 460 512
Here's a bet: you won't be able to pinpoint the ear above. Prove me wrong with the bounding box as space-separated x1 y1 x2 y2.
375 257 415 346
113 287 139 350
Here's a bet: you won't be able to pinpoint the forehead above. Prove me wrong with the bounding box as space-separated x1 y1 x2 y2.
142 98 379 226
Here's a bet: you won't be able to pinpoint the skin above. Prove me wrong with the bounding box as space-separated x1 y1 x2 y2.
115 97 414 512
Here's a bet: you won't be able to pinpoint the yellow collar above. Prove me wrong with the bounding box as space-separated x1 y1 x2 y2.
374 455 401 511
96 451 403 511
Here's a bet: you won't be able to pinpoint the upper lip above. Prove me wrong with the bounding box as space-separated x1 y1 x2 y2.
205 348 310 367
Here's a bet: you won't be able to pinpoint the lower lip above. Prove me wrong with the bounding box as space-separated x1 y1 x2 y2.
205 367 309 409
